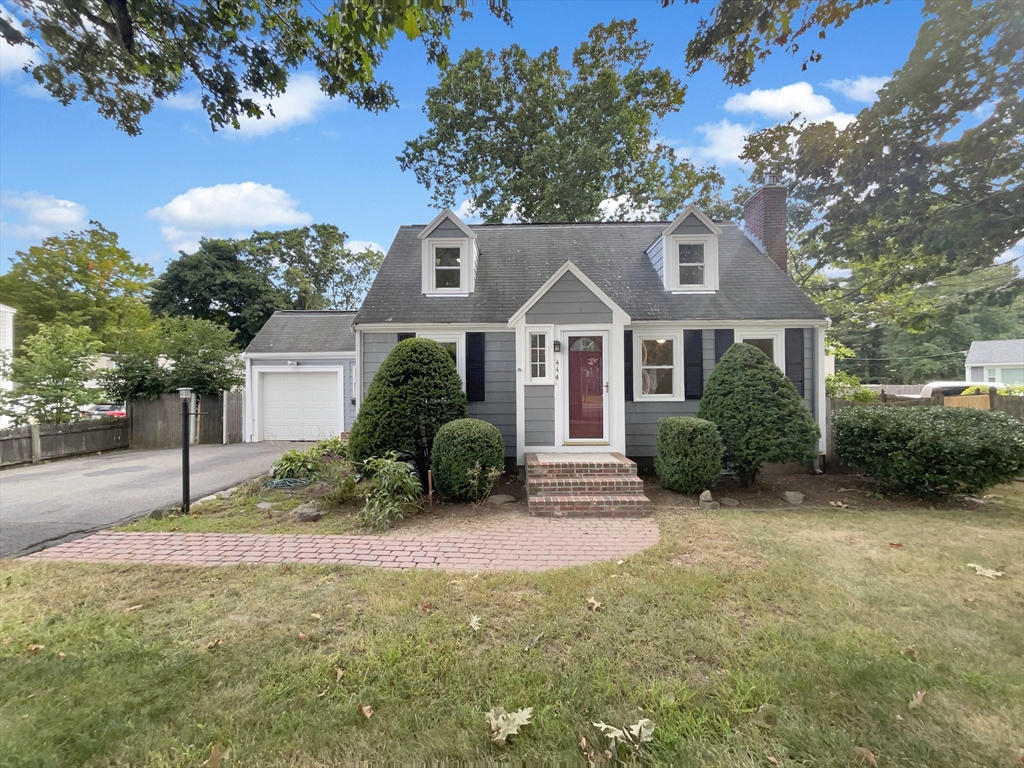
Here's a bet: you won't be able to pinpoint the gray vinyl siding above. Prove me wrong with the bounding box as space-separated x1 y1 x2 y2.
625 400 700 457
803 328 815 416
525 385 555 446
525 272 613 324
647 237 664 281
466 332 517 457
665 213 712 236
253 359 356 432
428 219 466 238
361 332 398 397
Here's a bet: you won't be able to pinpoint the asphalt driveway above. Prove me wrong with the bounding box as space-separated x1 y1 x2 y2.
0 442 297 558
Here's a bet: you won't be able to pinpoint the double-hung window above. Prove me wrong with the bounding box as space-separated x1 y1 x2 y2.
433 245 462 290
634 332 683 400
677 243 704 286
666 233 718 292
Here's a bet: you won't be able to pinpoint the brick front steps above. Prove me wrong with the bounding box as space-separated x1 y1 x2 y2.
526 452 652 517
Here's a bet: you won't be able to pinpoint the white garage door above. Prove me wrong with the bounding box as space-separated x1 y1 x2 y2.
261 371 340 441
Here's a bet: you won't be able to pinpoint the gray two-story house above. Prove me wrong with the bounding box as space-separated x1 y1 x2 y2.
351 177 829 475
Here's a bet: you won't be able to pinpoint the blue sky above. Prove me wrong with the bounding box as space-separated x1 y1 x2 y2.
0 0 945 276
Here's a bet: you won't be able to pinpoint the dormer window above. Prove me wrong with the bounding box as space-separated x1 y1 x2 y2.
647 204 722 293
419 209 477 297
433 244 463 290
677 242 705 286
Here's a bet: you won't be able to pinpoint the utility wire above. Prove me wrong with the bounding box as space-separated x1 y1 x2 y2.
845 350 968 361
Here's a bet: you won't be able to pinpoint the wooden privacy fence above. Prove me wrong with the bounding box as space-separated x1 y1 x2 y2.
945 392 1024 420
0 419 131 468
130 391 245 450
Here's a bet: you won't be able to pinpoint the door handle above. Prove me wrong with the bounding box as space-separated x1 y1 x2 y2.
604 382 609 392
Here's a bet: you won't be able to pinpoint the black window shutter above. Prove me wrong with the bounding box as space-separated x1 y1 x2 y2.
785 328 805 397
397 332 415 341
684 330 704 400
714 329 734 362
466 332 486 402
624 330 633 401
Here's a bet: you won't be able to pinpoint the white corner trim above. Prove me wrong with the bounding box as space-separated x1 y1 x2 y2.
418 208 477 240
507 260 632 326
661 203 723 238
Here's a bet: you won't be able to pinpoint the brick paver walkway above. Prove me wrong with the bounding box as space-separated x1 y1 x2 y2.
22 517 659 571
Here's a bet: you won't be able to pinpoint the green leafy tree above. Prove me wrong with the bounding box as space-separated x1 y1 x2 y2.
697 343 820 486
1 0 511 135
399 19 726 224
0 323 103 425
161 317 244 395
150 238 287 348
98 324 168 402
241 224 383 310
349 338 467 487
0 223 153 348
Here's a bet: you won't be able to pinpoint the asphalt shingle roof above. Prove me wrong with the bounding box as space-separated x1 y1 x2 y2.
245 310 356 354
354 221 826 326
966 339 1024 366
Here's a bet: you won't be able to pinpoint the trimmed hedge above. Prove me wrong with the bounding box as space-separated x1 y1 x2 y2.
833 405 1024 498
697 342 820 486
655 417 723 495
431 418 505 502
349 337 467 486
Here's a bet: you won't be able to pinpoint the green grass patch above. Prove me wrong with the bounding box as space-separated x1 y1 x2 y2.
3 484 1022 765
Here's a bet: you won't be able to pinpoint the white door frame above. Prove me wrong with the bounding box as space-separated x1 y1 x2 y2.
556 328 611 447
252 366 345 442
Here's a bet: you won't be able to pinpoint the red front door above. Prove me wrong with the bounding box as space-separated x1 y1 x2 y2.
568 335 604 439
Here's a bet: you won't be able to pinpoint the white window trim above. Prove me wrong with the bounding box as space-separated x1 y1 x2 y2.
633 331 685 401
422 238 471 296
525 325 554 384
666 233 719 293
419 331 466 385
736 328 785 370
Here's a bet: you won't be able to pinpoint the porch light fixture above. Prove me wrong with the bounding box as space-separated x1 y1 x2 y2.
178 387 192 399
552 340 562 353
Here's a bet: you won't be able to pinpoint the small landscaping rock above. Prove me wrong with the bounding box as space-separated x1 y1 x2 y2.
198 495 217 505
292 505 323 523
719 497 740 507
782 491 804 504
699 490 714 502
486 494 516 505
149 508 166 520
217 486 239 499
256 502 274 510
699 500 721 510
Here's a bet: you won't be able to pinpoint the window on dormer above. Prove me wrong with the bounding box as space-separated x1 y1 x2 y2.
677 243 705 286
434 246 462 289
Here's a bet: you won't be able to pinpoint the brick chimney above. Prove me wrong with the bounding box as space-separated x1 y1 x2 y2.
743 174 788 273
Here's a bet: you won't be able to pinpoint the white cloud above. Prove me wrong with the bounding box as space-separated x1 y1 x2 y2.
676 120 754 166
725 82 855 128
229 74 330 138
823 76 889 104
165 91 203 111
0 6 35 81
347 239 384 254
0 191 88 240
998 238 1023 269
148 182 312 252
598 194 655 221
453 199 482 223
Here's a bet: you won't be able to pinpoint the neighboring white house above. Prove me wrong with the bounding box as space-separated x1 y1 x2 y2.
965 339 1024 386
0 303 15 429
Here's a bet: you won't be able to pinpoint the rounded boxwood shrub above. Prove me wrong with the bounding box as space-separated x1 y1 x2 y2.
655 417 723 495
349 337 467 486
431 418 505 502
833 405 1024 499
697 342 820 486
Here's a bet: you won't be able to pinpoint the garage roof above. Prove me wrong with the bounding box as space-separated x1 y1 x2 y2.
245 310 356 355
966 339 1024 366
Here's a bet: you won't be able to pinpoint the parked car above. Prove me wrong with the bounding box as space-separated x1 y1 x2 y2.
89 403 127 418
918 381 1004 398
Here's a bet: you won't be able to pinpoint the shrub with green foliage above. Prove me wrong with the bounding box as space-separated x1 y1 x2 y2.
655 417 724 495
697 343 820 486
833 406 1024 499
309 435 348 461
359 452 423 531
312 455 362 511
349 338 467 486
431 418 504 502
271 448 318 479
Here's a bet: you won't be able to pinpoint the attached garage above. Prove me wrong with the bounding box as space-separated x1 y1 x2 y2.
243 311 357 442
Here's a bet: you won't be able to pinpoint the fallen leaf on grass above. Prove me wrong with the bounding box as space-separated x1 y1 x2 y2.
486 706 532 744
901 646 916 661
419 602 433 613
829 501 849 509
310 613 322 620
26 644 44 655
616 559 626 565
587 597 603 612
889 542 904 548
359 703 373 720
57 652 66 658
750 703 775 728
629 719 655 742
967 563 1004 579
908 690 926 709
855 747 878 767
334 666 344 682
203 741 229 768
298 633 308 642
469 615 481 632
316 688 329 698
768 758 779 766
206 638 222 650
125 604 143 612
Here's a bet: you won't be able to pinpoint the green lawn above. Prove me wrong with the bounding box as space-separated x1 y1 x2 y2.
2 484 1022 766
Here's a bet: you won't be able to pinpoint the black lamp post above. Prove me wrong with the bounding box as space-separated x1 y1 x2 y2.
178 387 192 513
